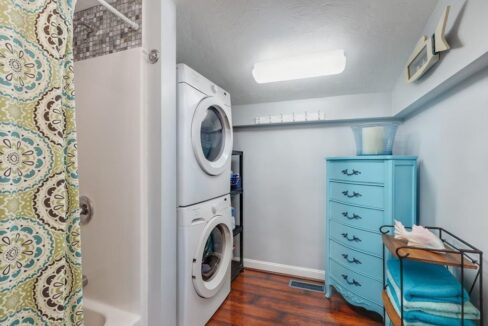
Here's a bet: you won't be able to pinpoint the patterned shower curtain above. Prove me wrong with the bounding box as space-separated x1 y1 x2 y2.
0 0 83 325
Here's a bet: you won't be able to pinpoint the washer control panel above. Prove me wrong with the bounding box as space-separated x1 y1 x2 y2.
178 194 231 227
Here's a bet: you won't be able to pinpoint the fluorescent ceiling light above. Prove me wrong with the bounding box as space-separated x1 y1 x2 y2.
252 49 346 84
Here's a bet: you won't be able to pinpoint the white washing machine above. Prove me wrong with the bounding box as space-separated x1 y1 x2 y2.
177 64 233 207
178 195 233 326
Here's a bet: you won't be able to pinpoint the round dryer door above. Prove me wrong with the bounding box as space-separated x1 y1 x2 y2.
192 215 232 298
191 97 232 176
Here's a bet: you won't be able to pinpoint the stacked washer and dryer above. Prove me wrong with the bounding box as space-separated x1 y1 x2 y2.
177 64 234 326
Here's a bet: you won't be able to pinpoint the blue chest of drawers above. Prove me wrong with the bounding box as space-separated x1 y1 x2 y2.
325 156 418 316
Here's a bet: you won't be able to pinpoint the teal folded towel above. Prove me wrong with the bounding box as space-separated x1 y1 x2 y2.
388 259 468 304
386 259 480 325
386 285 475 326
387 278 480 321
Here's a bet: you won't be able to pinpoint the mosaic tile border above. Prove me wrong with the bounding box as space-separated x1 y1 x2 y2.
74 0 142 61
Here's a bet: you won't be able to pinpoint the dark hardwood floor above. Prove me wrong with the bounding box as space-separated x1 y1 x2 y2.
208 269 383 326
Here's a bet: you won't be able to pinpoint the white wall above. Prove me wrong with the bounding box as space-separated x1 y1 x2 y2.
75 48 145 316
234 120 357 273
395 66 488 322
234 92 392 127
233 92 403 274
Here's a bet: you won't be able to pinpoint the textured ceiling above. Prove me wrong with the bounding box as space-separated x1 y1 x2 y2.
176 0 438 105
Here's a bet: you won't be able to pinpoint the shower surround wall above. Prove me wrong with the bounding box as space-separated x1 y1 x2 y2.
75 47 146 324
74 0 142 61
73 0 174 324
73 0 148 324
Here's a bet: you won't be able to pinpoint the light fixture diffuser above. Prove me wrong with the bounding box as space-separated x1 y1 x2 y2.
252 49 346 84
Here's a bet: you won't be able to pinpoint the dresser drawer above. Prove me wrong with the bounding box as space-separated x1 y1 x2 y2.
329 240 382 281
328 201 384 233
328 161 384 184
329 220 382 256
330 260 382 306
329 182 384 209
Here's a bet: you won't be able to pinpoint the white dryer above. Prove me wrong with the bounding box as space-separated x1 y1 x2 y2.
178 195 233 326
177 64 233 207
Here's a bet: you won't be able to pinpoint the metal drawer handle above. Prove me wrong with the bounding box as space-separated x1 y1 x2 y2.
341 169 361 176
342 191 362 198
342 212 361 220
342 274 361 286
341 233 361 242
341 254 362 264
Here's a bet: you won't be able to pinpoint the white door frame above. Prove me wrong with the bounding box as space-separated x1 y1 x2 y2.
143 0 177 325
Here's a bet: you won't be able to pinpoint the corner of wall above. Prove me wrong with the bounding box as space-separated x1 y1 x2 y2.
391 0 488 117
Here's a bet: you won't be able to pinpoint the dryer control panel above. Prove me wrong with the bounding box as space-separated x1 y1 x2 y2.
177 63 231 107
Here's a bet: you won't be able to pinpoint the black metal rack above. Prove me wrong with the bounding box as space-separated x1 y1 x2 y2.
380 225 483 326
231 150 244 281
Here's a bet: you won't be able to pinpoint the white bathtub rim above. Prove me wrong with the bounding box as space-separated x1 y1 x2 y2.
84 298 140 326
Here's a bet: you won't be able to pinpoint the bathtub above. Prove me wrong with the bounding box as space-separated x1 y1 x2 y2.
84 299 140 326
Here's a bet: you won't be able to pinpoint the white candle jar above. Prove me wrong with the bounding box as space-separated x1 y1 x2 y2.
351 122 400 155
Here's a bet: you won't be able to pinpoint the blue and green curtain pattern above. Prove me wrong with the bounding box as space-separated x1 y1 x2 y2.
0 0 83 325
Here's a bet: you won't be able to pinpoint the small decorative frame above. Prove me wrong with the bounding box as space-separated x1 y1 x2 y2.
405 6 451 83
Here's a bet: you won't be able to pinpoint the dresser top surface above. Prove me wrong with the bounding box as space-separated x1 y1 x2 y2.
326 155 417 161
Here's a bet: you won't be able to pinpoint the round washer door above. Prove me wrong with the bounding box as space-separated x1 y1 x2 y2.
191 97 232 176
192 215 232 298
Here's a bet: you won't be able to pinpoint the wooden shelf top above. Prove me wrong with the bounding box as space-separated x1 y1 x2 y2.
383 290 401 326
382 234 478 270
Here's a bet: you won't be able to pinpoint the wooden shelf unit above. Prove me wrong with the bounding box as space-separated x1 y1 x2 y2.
380 225 483 326
382 290 402 326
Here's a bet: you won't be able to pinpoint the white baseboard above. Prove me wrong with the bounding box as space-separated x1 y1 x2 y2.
243 258 325 281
